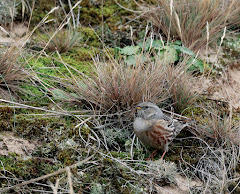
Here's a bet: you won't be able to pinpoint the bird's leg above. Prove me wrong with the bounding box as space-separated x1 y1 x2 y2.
160 150 166 160
146 149 158 161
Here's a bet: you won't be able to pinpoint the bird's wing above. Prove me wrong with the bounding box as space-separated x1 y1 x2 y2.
154 118 187 137
172 119 188 135
151 119 175 151
153 119 175 133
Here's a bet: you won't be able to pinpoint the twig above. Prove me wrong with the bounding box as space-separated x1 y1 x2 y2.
66 167 73 194
68 0 76 28
74 117 93 130
114 0 142 13
0 99 72 116
162 109 190 120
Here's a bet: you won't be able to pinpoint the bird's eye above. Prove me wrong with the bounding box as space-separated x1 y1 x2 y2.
144 106 149 109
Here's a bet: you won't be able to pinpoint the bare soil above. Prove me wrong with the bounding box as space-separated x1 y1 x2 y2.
0 131 36 156
0 22 28 46
194 61 240 111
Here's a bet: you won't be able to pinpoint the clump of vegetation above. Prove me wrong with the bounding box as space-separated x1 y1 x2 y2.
0 47 26 85
0 46 27 98
0 107 14 131
39 26 82 53
78 26 100 47
195 105 240 144
144 0 239 51
0 0 18 24
147 160 177 185
50 49 170 113
166 60 197 112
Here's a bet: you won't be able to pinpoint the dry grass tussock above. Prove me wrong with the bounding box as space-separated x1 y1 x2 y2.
0 46 26 97
195 105 240 145
166 58 197 112
49 48 197 115
144 0 239 51
181 139 240 193
39 26 81 53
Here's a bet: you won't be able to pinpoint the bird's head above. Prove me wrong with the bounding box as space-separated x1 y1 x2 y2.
133 102 163 120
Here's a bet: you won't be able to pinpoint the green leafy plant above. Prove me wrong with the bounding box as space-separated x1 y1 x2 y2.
115 39 206 73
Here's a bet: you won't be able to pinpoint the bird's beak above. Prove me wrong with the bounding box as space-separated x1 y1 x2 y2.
133 105 141 110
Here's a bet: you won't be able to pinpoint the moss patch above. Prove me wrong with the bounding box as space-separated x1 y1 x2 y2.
0 107 14 132
0 153 62 187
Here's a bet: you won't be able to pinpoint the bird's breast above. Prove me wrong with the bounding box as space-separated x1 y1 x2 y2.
133 118 161 149
133 117 153 132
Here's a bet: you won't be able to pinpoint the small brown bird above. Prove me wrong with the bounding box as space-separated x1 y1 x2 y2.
133 102 188 160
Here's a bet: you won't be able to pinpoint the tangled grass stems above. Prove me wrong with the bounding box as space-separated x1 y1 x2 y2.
144 0 239 51
195 104 240 144
179 136 240 193
39 26 82 53
0 46 28 99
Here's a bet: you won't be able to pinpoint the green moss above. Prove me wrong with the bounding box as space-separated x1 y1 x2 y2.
78 26 100 47
20 53 93 103
0 153 62 187
0 107 14 132
67 47 98 61
57 149 77 165
27 0 57 26
79 0 135 29
78 126 91 140
14 117 50 139
26 52 93 77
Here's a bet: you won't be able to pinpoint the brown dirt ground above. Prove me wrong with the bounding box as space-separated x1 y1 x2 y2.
0 131 36 156
0 22 28 46
155 175 202 194
194 60 240 111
